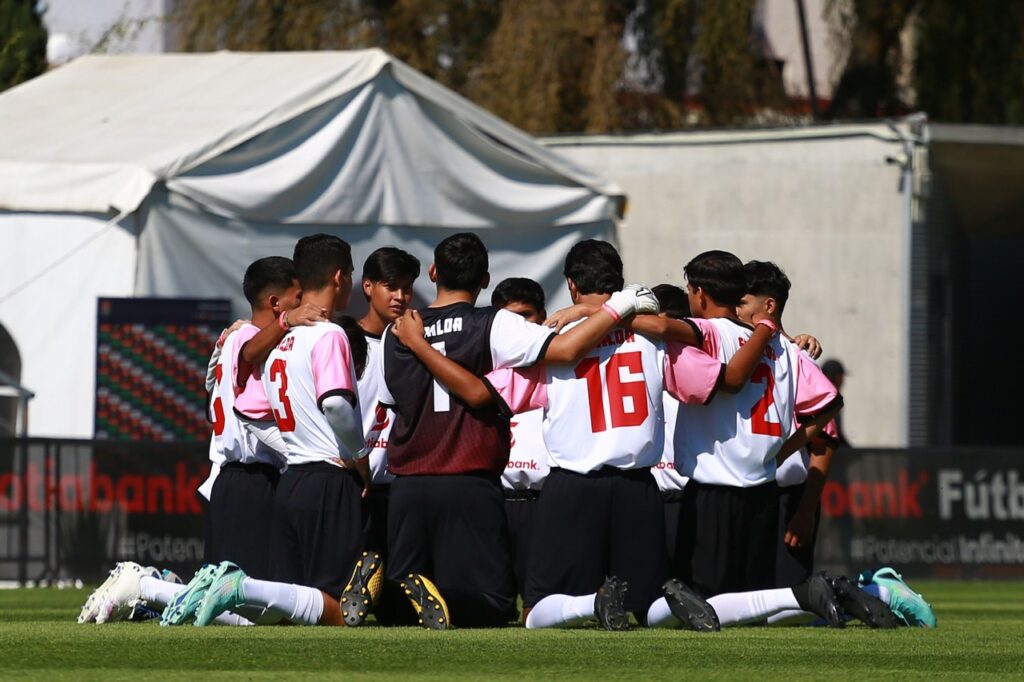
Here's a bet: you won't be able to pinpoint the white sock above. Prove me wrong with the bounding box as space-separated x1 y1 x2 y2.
862 583 890 603
139 577 182 607
241 577 324 626
707 588 801 627
766 609 816 626
646 597 682 628
525 594 596 629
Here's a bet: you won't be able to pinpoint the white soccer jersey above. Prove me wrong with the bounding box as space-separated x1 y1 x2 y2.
487 322 725 475
776 414 840 487
677 318 837 487
263 321 361 466
358 332 394 485
651 393 690 493
208 325 283 468
502 408 550 491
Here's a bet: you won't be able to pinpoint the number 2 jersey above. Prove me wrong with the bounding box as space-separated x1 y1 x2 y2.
486 321 728 474
262 321 361 466
379 302 555 477
677 317 840 487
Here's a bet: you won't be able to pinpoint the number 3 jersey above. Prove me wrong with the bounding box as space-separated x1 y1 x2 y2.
677 317 840 487
262 321 361 466
379 302 555 477
486 321 728 475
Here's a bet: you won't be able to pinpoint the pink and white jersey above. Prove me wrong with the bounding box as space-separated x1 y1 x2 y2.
358 332 394 485
651 394 690 493
262 322 360 466
208 325 283 468
487 321 724 475
232 325 272 421
677 318 838 487
502 408 549 491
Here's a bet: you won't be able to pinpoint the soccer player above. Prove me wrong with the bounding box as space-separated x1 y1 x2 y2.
736 261 902 628
648 284 694 560
490 277 551 604
665 251 841 598
202 257 299 580
391 240 790 631
355 247 420 554
378 233 658 629
354 246 420 623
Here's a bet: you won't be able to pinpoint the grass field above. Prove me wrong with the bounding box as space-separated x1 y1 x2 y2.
1 582 1021 680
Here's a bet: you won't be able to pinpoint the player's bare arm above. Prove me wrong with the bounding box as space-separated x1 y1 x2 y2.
541 286 661 364
236 302 328 386
623 314 702 346
784 438 835 548
392 309 494 407
719 320 779 392
775 400 843 467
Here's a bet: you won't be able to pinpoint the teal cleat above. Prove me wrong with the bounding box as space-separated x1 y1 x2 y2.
160 563 220 626
194 561 247 627
860 567 937 628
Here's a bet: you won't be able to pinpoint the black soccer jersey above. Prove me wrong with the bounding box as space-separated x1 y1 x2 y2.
380 302 554 476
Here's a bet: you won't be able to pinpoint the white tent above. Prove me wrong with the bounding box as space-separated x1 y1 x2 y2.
0 50 624 438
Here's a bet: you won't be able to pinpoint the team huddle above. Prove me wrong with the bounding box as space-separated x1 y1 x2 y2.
78 233 936 631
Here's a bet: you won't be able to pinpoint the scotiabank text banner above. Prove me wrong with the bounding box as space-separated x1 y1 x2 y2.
815 448 1024 579
0 439 209 582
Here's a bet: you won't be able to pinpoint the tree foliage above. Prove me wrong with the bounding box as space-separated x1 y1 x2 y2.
914 0 1024 124
0 0 47 93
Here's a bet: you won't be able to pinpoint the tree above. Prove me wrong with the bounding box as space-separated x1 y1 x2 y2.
824 0 919 119
0 0 47 93
914 0 1024 124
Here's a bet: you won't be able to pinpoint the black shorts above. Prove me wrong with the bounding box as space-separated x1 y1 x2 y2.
504 489 540 601
208 462 280 580
366 484 391 558
660 489 685 561
775 482 819 587
674 480 779 596
269 462 368 599
524 467 669 614
387 473 516 628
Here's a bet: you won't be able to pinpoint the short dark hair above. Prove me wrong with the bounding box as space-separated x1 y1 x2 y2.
492 277 546 312
293 234 353 290
652 284 690 319
242 256 296 307
744 260 791 313
362 247 421 286
337 315 368 380
434 232 489 292
563 240 624 295
684 250 746 307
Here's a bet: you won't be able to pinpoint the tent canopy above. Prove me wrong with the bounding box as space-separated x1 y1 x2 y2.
0 49 623 223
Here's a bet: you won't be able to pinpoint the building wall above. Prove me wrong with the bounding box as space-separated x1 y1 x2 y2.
543 128 910 446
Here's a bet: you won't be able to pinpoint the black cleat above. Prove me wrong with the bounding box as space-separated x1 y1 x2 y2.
400 573 450 630
831 574 897 629
340 551 383 627
594 577 630 631
662 579 720 632
800 572 844 628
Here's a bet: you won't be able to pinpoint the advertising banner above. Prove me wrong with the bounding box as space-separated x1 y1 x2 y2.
816 448 1024 579
0 439 209 583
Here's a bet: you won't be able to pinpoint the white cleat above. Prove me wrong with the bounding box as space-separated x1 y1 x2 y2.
92 562 159 624
79 564 125 624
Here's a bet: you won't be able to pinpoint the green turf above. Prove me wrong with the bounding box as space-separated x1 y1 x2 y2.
0 582 1020 680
